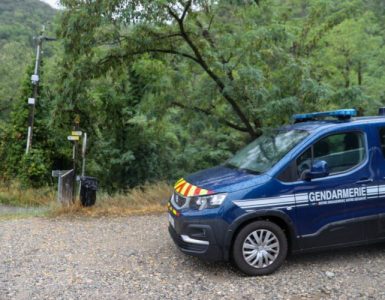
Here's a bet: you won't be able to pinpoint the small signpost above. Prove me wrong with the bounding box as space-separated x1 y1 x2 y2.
81 133 87 176
52 118 90 206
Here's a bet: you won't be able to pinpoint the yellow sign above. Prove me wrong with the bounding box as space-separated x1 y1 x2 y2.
71 131 82 136
67 136 80 141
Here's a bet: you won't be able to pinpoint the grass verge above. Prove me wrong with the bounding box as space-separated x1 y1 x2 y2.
50 182 172 217
0 181 55 207
0 182 172 218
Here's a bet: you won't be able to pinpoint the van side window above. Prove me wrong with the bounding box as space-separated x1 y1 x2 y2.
278 132 366 182
296 147 312 176
379 128 385 157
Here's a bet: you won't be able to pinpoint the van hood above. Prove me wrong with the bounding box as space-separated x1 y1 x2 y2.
184 165 271 194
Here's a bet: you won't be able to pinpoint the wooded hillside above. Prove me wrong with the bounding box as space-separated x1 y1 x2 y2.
0 0 55 116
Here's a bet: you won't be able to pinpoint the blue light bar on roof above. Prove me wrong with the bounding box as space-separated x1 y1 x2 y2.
293 109 357 122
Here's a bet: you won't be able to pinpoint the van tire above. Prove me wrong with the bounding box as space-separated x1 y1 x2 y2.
232 220 288 276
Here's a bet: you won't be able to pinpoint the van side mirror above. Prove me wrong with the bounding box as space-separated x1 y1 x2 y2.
301 160 329 181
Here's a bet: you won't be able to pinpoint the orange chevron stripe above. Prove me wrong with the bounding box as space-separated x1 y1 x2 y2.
174 182 185 190
174 179 214 196
175 178 184 185
174 179 186 189
176 182 187 193
187 186 196 196
175 180 186 188
180 183 190 196
199 189 208 196
183 184 192 196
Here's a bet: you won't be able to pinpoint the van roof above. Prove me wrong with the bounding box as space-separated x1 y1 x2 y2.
282 116 385 133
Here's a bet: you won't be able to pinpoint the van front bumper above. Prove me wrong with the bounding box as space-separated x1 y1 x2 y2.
168 215 225 261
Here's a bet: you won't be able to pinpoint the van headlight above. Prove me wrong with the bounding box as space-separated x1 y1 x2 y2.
189 193 227 210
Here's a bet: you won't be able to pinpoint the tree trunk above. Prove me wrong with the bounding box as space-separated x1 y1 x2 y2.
357 61 362 86
344 63 350 88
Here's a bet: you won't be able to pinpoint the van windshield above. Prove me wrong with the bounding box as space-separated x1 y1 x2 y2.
225 130 309 174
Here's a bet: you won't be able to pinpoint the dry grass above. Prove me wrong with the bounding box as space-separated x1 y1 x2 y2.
49 182 172 217
0 181 55 207
0 181 173 218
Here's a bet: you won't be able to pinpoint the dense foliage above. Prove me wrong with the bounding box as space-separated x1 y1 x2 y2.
0 0 384 190
0 0 55 116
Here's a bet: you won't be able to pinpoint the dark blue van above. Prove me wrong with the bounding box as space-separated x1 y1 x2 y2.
168 109 385 275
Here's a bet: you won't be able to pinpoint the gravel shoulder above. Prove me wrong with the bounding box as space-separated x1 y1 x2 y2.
0 204 48 219
1 214 385 299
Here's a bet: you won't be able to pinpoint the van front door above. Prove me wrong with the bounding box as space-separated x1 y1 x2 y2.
278 131 369 249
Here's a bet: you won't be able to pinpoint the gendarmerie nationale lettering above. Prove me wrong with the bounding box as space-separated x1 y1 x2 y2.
308 187 366 202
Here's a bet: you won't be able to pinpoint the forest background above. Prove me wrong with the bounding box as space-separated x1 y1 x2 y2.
0 0 384 206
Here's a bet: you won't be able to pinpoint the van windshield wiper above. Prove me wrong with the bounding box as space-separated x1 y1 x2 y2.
224 162 237 169
225 163 260 175
239 168 261 175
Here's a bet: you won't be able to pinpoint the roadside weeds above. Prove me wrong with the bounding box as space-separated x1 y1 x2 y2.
0 182 172 219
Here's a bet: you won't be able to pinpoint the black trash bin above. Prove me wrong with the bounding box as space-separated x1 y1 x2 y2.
80 176 98 207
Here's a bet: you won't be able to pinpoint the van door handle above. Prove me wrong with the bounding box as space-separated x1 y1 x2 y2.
356 178 373 184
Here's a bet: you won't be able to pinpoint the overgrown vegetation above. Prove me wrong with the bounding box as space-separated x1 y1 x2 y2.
0 181 54 206
51 182 172 217
0 181 171 217
0 0 384 208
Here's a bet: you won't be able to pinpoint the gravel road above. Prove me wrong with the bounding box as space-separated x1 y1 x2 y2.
1 214 385 299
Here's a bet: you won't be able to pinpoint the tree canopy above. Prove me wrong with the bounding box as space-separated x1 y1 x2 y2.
0 0 384 190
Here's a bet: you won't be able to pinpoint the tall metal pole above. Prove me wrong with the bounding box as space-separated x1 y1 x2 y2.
25 27 56 155
26 36 42 154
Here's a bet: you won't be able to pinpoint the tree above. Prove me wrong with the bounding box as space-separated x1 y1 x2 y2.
2 0 384 190
58 0 369 139
0 62 58 187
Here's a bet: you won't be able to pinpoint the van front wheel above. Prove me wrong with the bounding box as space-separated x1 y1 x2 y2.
232 221 288 276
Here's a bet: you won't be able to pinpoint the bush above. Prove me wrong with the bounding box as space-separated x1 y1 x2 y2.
19 149 51 188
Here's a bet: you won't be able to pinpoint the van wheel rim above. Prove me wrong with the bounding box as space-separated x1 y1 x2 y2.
242 229 280 269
